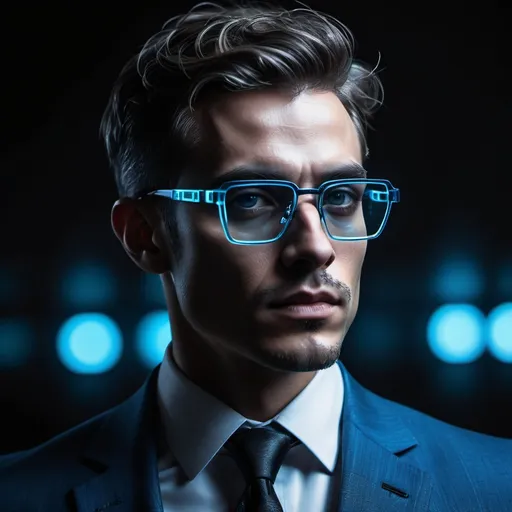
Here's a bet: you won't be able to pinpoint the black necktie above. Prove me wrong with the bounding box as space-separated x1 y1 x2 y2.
226 422 301 512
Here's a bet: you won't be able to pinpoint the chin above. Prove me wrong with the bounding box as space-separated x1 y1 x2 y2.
256 333 343 373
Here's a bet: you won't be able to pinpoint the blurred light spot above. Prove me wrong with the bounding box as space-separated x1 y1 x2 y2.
143 274 166 306
136 310 171 368
432 259 484 301
497 264 512 297
0 319 32 367
351 311 399 359
0 265 21 305
487 303 512 363
427 304 486 364
57 313 123 374
61 263 116 307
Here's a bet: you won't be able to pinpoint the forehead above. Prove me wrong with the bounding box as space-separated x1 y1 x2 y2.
195 89 362 185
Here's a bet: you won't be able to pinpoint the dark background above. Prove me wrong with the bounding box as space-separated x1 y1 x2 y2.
1 1 511 453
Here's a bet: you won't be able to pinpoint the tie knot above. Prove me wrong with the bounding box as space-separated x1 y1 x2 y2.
226 422 300 484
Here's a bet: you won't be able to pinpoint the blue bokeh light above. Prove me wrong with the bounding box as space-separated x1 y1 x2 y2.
497 264 512 297
136 310 171 368
143 274 166 306
427 304 486 364
0 267 20 306
0 319 32 367
432 259 484 302
351 311 399 361
61 263 116 307
57 313 123 374
487 303 512 363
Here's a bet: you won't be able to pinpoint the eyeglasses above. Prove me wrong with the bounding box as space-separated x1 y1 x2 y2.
139 178 400 245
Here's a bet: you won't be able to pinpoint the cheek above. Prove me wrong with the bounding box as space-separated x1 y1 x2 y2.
174 214 272 310
173 227 277 339
334 241 367 284
349 242 366 304
354 241 367 274
337 242 366 325
337 240 367 264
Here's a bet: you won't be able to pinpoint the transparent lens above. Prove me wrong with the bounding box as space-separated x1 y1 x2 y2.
322 181 389 239
223 181 390 243
225 184 295 242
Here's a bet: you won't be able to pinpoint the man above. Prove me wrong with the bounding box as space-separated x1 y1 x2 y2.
1 3 511 511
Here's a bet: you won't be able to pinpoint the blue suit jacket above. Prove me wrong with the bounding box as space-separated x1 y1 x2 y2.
1 361 511 511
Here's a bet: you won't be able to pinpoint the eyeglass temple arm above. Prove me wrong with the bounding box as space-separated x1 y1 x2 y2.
365 188 400 203
144 189 225 204
145 186 400 205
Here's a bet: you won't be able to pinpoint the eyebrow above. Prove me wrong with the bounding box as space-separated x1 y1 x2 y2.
208 162 367 188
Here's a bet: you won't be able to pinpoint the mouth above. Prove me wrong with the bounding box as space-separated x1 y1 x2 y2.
268 301 339 320
265 288 343 320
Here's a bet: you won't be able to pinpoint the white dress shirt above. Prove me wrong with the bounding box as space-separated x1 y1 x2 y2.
156 348 344 511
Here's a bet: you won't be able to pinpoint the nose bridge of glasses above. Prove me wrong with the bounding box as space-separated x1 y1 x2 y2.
287 187 322 216
281 189 325 236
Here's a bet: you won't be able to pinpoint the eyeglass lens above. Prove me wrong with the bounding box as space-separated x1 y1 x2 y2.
224 182 390 242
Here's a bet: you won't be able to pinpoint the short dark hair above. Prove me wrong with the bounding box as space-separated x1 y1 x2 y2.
100 1 383 199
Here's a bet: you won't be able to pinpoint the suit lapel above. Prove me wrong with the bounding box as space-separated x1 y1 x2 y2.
337 362 433 511
73 366 164 512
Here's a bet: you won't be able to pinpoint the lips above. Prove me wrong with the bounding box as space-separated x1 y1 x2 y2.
269 290 340 308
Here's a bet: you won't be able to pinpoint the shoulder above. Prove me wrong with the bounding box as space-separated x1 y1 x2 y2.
1 416 99 466
389 395 512 452
357 387 512 509
0 372 154 512
0 409 110 510
373 390 512 483
342 364 512 459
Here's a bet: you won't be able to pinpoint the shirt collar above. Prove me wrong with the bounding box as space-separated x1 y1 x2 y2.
273 361 343 472
157 346 343 480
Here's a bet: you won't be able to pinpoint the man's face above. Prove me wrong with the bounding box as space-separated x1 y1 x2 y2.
166 89 366 372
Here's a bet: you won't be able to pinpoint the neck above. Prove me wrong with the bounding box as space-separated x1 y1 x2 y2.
162 277 317 421
170 338 316 422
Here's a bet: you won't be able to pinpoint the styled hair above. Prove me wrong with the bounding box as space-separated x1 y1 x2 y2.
100 1 384 199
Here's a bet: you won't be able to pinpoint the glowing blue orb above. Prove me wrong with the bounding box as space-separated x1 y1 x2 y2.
432 259 484 302
0 319 32 367
57 313 123 374
136 310 171 368
427 304 486 364
487 303 512 363
61 263 115 307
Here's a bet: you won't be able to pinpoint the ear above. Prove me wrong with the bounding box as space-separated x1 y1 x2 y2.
111 198 171 274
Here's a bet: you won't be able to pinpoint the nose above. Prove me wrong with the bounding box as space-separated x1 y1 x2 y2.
279 200 335 272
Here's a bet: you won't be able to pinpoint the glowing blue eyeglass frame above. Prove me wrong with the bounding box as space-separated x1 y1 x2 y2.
140 178 400 245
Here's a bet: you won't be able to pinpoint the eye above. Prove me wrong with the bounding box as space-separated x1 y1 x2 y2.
322 186 361 217
329 191 349 206
324 188 356 206
231 192 268 209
